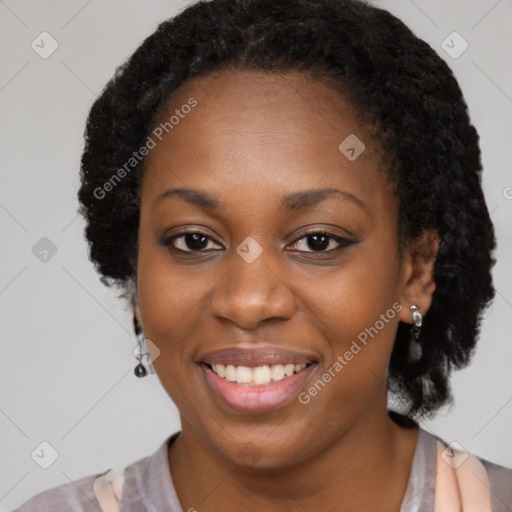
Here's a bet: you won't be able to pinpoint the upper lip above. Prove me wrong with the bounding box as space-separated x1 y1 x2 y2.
200 346 317 367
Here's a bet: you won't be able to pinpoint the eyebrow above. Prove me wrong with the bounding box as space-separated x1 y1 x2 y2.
152 187 366 212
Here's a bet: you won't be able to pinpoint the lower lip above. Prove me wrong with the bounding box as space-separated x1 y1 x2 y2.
201 363 316 414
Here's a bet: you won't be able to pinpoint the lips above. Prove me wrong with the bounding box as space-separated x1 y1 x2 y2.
201 346 316 367
199 346 318 413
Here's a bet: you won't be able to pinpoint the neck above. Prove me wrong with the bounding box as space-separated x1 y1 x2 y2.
168 408 419 511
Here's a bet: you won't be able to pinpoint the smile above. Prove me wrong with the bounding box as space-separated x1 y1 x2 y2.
208 362 311 385
201 360 317 413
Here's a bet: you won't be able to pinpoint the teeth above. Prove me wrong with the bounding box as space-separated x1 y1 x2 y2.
253 365 271 385
225 364 237 382
284 364 295 376
236 365 253 383
216 364 226 378
209 363 309 385
270 364 285 381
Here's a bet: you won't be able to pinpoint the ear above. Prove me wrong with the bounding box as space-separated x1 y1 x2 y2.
397 229 439 324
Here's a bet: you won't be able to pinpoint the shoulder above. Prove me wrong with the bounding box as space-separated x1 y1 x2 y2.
404 428 511 512
479 456 512 511
12 471 103 512
11 435 175 512
426 430 512 512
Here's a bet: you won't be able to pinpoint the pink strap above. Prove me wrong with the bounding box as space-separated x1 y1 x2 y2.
434 440 493 512
93 467 126 512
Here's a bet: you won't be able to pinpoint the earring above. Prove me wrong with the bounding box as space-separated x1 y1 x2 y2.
133 315 155 378
408 305 423 362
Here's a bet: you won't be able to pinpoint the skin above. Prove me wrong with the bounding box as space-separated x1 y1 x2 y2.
135 69 438 511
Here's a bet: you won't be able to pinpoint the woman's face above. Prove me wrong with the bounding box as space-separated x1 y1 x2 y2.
137 69 428 469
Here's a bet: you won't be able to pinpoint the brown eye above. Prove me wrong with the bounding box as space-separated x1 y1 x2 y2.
163 231 222 252
288 232 355 253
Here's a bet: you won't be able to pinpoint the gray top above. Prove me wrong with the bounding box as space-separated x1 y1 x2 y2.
12 429 512 511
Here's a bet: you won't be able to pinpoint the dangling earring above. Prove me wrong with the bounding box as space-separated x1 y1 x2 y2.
133 315 155 378
408 305 423 362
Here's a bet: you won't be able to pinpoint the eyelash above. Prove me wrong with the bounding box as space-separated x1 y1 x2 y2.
161 229 356 255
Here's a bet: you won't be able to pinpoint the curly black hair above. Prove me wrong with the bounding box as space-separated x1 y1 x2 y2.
77 0 496 419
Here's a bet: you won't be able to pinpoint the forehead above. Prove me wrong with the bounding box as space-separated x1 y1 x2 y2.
140 69 391 215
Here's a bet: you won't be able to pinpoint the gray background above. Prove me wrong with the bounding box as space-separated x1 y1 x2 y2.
1 0 511 510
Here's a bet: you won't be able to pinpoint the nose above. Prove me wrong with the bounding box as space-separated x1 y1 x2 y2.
208 249 296 330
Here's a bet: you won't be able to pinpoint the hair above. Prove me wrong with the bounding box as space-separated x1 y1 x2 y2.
77 0 496 419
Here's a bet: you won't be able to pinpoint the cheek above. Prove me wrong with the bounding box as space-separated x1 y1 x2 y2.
302 240 402 393
288 249 403 448
136 233 204 361
136 242 211 421
309 243 401 340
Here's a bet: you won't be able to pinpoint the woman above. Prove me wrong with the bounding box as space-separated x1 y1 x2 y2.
13 0 511 510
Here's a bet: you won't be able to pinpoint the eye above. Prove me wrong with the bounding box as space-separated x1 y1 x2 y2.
163 231 223 252
288 231 354 253
161 229 356 254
